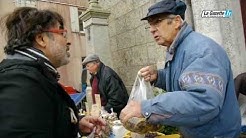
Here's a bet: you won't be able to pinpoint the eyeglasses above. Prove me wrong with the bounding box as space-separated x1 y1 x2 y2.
145 18 168 29
43 28 67 38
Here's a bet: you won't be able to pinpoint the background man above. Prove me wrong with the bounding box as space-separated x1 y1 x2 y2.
82 53 129 117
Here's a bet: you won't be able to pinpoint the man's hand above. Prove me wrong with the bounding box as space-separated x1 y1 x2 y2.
79 116 106 135
119 100 143 124
138 66 157 82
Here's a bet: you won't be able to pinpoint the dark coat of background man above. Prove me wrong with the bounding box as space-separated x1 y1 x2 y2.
120 0 241 137
235 72 246 98
81 66 87 92
0 7 105 138
82 53 129 117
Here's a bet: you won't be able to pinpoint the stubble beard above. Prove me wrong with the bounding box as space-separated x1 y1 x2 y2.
50 43 70 68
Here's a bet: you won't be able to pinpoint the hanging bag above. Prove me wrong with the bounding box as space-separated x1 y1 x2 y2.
123 73 161 134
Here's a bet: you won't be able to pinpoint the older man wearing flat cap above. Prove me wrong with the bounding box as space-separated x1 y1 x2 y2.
82 54 129 117
120 0 241 137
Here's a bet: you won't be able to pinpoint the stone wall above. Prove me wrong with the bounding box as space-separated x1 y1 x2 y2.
225 0 246 75
99 0 166 92
99 0 246 92
191 0 246 77
0 1 15 61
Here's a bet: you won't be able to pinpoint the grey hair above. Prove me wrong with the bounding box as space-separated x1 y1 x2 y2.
166 14 184 25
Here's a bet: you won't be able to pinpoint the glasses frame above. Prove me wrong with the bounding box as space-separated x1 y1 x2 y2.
145 15 176 30
43 28 67 38
145 18 167 30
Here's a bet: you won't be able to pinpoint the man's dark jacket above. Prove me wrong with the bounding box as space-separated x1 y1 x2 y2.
234 72 246 98
90 63 129 116
0 59 78 138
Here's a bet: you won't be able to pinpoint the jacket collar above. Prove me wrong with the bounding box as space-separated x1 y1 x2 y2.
6 47 60 80
165 21 193 66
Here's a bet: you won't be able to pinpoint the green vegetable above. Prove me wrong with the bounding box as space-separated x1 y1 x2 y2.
158 125 179 135
152 88 179 135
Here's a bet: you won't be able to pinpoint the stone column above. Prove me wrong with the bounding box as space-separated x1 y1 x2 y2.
183 0 194 28
190 0 246 76
80 0 112 66
191 0 223 45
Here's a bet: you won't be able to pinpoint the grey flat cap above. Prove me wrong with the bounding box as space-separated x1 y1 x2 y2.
82 54 100 65
141 0 186 20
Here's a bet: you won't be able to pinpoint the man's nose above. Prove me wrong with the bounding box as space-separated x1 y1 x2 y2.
149 25 157 33
67 42 71 46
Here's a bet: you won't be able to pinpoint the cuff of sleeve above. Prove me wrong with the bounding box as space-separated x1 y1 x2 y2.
141 100 153 119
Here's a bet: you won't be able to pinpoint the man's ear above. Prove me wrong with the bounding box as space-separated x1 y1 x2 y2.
35 33 46 48
174 15 182 29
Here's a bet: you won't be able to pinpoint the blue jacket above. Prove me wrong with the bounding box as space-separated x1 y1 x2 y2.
141 22 241 138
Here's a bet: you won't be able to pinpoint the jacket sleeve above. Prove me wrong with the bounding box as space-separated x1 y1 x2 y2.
141 52 229 127
103 75 128 115
0 70 55 138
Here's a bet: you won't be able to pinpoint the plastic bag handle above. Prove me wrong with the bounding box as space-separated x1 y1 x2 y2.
129 73 154 102
129 75 142 100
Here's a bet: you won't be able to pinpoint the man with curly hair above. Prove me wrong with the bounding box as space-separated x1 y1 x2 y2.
0 7 105 138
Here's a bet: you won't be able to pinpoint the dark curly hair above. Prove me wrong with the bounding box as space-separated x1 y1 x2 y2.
2 7 64 54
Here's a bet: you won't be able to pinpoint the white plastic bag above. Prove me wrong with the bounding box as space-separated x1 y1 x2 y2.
129 73 154 102
240 103 246 125
123 74 160 135
240 103 246 133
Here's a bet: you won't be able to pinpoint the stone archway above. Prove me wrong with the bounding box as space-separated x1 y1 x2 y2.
241 0 246 46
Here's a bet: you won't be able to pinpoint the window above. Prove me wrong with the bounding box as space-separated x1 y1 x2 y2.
70 6 85 33
78 10 84 32
15 0 36 7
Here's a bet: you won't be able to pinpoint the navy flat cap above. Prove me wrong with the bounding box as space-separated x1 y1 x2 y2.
141 0 186 20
